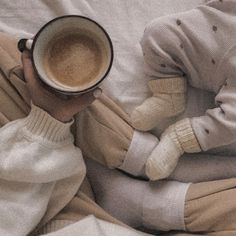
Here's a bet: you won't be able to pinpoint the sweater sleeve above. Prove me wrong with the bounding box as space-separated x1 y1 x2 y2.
191 49 236 151
0 103 86 183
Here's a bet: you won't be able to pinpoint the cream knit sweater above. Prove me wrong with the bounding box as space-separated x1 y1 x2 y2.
0 103 86 236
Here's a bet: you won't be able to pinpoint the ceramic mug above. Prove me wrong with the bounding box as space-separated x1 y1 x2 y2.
18 15 113 96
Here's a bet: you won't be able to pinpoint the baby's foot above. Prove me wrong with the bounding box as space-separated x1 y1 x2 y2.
145 129 183 181
145 155 179 181
131 78 186 131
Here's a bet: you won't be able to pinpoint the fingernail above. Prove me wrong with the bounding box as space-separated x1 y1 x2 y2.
93 88 102 98
26 39 33 50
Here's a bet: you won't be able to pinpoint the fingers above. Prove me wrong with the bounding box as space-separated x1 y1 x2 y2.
21 51 44 97
21 50 33 78
21 51 38 84
21 48 102 117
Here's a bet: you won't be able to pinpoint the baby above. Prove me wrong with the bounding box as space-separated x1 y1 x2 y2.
131 0 236 180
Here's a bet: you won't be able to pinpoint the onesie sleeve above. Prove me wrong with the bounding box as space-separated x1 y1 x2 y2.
191 48 236 151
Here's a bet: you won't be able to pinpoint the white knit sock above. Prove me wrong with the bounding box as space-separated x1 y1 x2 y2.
131 77 186 131
145 118 201 181
145 126 183 181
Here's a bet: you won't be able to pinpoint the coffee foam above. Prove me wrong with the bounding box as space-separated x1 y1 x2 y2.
43 29 108 90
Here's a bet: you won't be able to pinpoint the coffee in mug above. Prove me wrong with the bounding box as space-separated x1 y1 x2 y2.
18 15 113 96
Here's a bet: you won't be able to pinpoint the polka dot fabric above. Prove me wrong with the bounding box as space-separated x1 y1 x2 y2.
140 0 236 151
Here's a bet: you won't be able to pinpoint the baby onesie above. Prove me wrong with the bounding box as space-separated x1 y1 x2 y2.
131 0 236 179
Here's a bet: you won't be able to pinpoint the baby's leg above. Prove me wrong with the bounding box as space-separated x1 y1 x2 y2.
131 77 186 131
132 0 232 131
131 17 188 131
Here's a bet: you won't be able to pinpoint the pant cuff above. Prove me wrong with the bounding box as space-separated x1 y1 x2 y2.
119 130 158 177
142 181 190 231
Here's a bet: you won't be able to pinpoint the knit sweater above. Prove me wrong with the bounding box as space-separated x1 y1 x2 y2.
0 103 86 236
141 0 236 151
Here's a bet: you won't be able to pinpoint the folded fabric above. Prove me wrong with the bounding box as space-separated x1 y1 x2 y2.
77 93 133 169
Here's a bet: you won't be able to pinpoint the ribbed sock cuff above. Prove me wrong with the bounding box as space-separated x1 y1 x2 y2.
175 118 201 153
23 102 74 143
148 76 186 94
119 130 158 177
167 125 183 153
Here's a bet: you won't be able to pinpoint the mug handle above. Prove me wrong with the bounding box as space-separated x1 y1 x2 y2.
17 38 33 52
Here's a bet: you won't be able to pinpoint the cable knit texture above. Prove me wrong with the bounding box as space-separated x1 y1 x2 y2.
24 103 73 143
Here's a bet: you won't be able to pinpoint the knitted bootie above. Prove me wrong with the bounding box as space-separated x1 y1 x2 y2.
131 77 186 131
145 118 201 181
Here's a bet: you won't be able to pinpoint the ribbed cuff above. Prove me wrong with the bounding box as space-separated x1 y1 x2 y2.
175 118 201 153
167 125 183 153
119 130 158 177
142 181 190 231
148 77 186 94
23 103 74 143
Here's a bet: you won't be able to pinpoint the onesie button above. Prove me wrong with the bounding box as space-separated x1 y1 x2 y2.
205 129 210 134
160 63 166 68
212 25 218 32
220 108 225 115
172 56 178 63
176 19 181 26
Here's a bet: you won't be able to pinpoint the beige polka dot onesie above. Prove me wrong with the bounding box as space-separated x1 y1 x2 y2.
131 0 236 180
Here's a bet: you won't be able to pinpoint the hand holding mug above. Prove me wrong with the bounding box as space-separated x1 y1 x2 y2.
18 15 113 96
21 50 102 123
18 15 113 122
